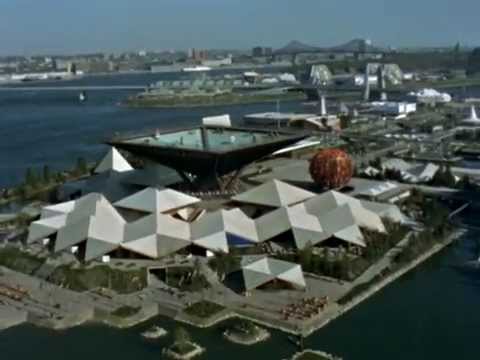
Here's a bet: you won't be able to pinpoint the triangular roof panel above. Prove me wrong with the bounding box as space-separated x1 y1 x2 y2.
232 180 315 208
94 147 133 174
114 188 200 214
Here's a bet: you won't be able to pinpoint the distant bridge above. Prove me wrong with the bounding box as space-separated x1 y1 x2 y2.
0 85 146 92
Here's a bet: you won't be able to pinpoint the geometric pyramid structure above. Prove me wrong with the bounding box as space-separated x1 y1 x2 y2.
94 147 133 174
114 187 200 214
26 215 68 244
122 212 191 259
53 196 127 261
241 256 306 291
232 180 315 208
462 105 480 125
28 193 127 261
254 205 327 250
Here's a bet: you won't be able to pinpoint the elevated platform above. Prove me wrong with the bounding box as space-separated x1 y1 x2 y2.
108 125 307 188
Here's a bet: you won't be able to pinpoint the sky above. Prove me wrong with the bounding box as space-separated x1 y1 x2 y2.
0 0 479 55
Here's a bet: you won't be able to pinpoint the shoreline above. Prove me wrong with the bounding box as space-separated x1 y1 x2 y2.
0 229 466 336
301 228 465 336
121 94 305 109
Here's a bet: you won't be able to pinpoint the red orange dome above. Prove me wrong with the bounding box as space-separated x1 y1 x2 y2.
309 149 353 189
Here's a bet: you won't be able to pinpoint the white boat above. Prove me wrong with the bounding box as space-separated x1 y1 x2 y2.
79 91 87 103
182 66 212 72
141 326 167 339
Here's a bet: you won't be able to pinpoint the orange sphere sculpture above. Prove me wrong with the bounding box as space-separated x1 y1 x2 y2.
309 149 353 189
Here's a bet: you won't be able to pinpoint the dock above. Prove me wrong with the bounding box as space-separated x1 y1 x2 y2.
244 112 317 126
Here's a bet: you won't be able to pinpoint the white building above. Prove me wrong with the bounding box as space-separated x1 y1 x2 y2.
369 102 417 116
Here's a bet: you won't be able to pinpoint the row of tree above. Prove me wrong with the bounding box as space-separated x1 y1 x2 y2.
13 157 89 199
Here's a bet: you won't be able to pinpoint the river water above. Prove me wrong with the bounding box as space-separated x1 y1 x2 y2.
0 70 300 189
0 73 479 359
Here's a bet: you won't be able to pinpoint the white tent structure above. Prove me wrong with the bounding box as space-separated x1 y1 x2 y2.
114 187 200 214
28 181 406 261
94 147 133 174
29 193 112 243
461 105 480 126
301 191 386 233
122 212 191 259
39 200 76 219
232 180 315 208
255 205 328 249
190 210 252 253
202 114 232 127
241 256 306 291
28 193 127 261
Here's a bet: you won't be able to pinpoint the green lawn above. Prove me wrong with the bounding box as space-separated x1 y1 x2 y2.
111 305 140 318
0 246 44 274
184 301 225 318
48 265 147 294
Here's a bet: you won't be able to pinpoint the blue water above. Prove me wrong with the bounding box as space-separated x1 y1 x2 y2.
0 71 301 188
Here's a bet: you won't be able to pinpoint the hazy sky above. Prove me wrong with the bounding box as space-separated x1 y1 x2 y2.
0 0 478 55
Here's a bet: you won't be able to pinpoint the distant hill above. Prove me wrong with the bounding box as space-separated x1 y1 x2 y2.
275 40 321 55
275 39 387 55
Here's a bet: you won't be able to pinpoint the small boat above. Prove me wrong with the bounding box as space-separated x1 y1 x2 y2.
79 91 87 103
141 326 167 339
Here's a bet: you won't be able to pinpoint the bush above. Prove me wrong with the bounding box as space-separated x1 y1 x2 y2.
0 246 44 274
48 265 147 294
184 301 224 318
111 305 140 318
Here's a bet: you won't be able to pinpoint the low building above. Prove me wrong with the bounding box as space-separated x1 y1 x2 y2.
368 102 417 116
348 178 412 203
241 256 306 293
381 158 440 184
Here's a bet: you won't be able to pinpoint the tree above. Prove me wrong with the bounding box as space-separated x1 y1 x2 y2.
25 167 39 188
458 174 472 190
298 243 313 271
453 42 461 63
75 157 88 176
43 165 52 184
467 47 480 75
339 114 351 130
431 165 456 188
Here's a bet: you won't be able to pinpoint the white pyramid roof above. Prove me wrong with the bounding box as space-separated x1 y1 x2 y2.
27 215 68 243
54 200 126 261
94 147 133 174
28 193 127 261
122 234 191 259
241 257 305 291
303 190 362 215
232 180 315 208
114 187 200 214
255 205 327 249
122 212 191 258
193 232 229 253
462 105 480 124
28 193 110 244
320 206 367 247
41 200 76 219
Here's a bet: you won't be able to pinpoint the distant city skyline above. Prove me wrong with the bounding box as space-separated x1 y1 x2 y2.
0 0 479 55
